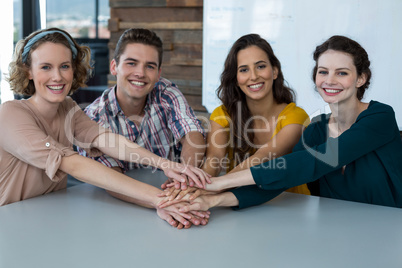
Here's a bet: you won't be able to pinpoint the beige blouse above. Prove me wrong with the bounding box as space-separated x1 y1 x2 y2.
0 97 107 206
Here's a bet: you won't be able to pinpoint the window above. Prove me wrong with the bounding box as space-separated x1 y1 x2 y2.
45 0 111 86
13 0 22 43
46 0 110 39
3 0 110 103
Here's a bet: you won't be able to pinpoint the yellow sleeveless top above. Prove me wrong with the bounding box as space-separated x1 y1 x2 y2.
210 102 311 195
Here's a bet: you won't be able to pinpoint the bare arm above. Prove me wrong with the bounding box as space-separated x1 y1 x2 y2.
201 121 229 177
61 154 207 228
60 154 162 208
229 124 305 174
92 132 210 188
160 121 237 201
205 168 255 192
179 131 206 168
92 132 169 170
183 192 240 211
163 131 206 190
160 167 256 204
104 166 140 204
161 124 305 201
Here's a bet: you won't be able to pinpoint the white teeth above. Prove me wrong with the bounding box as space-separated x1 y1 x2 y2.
325 89 341 93
130 81 145 86
48 85 63 90
249 83 263 89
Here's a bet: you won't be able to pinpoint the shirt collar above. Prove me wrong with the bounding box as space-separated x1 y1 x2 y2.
144 90 153 112
107 85 123 117
107 85 154 116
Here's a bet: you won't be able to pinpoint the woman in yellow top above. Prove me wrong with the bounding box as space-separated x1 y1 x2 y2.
201 33 310 197
160 34 310 207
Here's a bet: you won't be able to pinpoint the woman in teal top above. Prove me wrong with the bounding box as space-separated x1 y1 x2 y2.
240 100 402 208
163 35 402 211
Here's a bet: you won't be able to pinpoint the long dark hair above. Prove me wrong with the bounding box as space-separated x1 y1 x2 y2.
312 35 371 100
216 33 295 164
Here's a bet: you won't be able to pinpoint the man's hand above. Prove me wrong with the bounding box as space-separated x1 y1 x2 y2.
161 161 211 189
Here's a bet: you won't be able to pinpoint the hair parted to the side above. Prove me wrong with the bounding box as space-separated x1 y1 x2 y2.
312 35 372 101
7 27 92 96
113 28 163 68
217 33 295 164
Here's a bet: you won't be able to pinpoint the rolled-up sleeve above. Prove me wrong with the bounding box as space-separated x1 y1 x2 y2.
0 102 77 182
63 99 110 157
43 136 77 182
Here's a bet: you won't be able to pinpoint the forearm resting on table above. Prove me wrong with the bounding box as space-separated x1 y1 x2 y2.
60 154 162 208
104 166 140 204
175 192 239 212
102 167 165 207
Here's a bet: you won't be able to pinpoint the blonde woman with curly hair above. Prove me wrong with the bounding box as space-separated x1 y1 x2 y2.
0 28 210 229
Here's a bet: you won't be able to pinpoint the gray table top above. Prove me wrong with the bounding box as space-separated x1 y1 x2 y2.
1 168 402 268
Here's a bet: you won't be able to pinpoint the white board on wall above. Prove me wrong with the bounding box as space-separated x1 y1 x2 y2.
202 0 402 128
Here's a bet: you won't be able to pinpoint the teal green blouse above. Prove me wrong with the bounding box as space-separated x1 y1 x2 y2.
231 101 402 209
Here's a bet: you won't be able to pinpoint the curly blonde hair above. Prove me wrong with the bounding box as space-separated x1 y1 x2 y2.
7 28 92 96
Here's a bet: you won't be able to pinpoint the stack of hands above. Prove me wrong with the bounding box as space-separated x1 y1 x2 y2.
156 165 220 229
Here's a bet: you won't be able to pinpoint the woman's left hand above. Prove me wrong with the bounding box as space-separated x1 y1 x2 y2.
178 196 214 212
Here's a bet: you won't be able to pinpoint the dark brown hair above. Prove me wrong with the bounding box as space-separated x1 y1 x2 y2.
217 33 295 164
113 28 163 68
312 35 372 100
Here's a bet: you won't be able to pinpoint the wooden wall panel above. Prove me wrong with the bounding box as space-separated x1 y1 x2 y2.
108 0 205 111
110 0 167 8
166 0 203 7
111 8 203 22
111 0 203 8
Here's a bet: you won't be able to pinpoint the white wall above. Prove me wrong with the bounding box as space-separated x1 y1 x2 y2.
203 0 402 128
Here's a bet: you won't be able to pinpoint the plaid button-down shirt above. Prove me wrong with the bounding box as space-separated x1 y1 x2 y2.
78 78 205 172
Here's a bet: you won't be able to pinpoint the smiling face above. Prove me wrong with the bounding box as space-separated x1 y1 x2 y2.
111 43 161 106
28 42 73 105
315 49 366 105
236 45 278 102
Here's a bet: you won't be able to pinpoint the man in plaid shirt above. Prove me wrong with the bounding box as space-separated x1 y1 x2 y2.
78 29 206 207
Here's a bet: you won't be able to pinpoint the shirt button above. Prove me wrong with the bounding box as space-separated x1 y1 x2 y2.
45 142 50 147
131 125 135 128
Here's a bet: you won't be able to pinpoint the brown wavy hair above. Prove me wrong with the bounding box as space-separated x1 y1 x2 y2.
312 35 371 101
7 27 92 96
217 33 295 164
